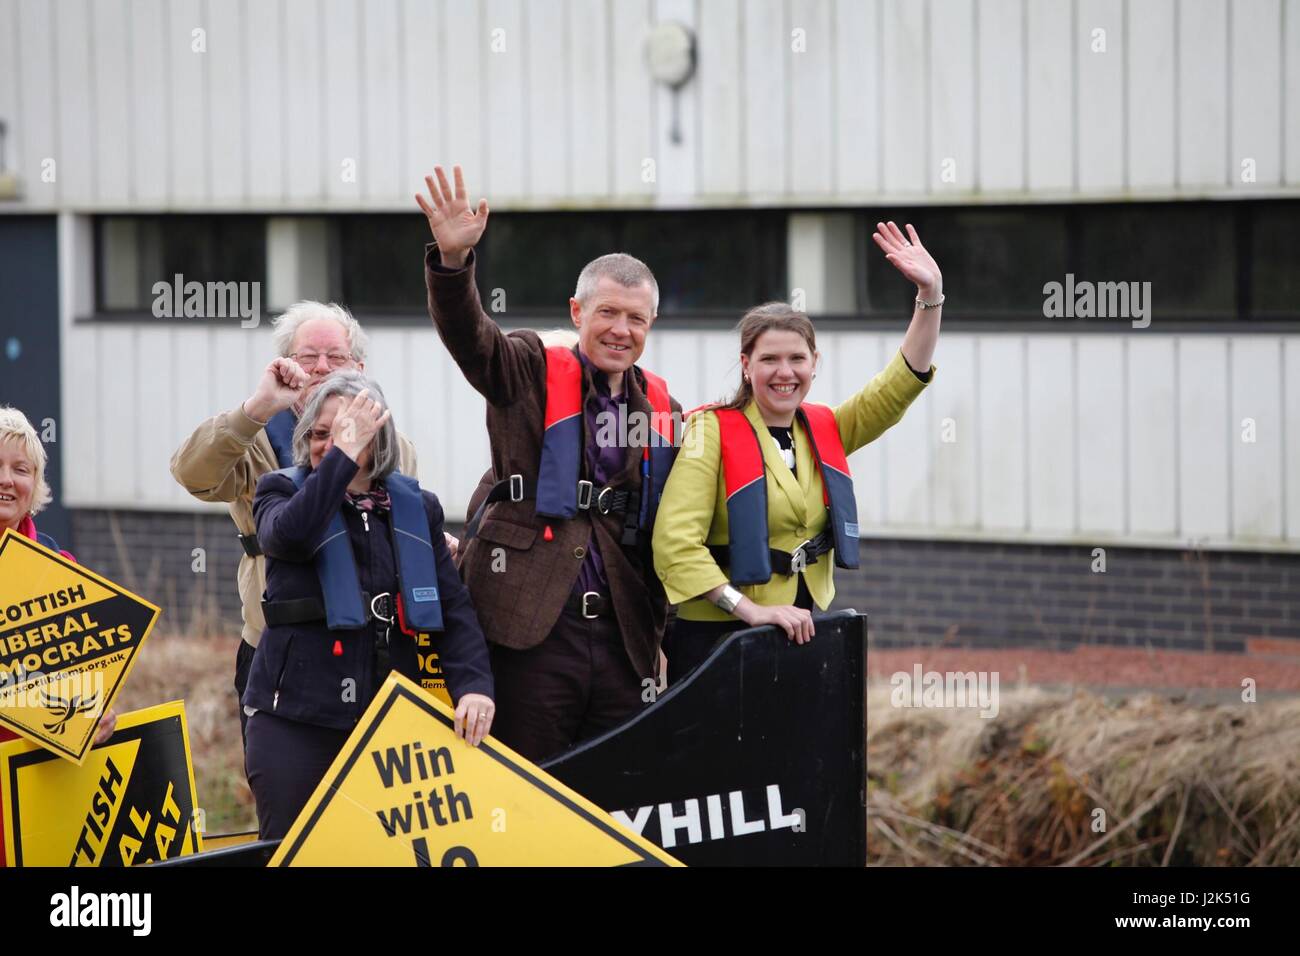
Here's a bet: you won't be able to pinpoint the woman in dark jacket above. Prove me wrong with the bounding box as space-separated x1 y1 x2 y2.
242 372 494 840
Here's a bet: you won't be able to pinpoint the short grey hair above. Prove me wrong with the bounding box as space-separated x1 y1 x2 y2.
573 253 659 314
293 371 398 482
272 301 370 363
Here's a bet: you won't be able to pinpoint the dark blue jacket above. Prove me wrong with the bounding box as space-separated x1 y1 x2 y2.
242 446 494 730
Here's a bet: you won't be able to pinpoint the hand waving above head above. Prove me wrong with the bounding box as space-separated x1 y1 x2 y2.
416 165 490 270
873 221 943 300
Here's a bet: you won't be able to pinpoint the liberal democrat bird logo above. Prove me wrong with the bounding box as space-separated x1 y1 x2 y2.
40 690 101 735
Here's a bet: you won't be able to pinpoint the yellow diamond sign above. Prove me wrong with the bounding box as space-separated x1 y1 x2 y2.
271 672 681 866
0 528 161 763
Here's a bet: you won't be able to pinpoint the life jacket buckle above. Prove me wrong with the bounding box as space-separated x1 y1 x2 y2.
369 592 395 624
595 485 614 514
577 479 594 510
508 474 525 502
790 540 812 574
581 591 601 619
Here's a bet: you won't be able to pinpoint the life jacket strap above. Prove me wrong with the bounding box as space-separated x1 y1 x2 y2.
707 527 835 579
463 474 642 542
262 591 396 629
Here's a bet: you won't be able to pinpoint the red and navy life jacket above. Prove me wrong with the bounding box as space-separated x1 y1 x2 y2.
273 467 444 631
535 345 676 530
711 403 860 585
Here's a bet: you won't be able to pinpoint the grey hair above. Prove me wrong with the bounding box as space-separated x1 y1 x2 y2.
292 371 398 482
272 301 370 362
573 253 659 314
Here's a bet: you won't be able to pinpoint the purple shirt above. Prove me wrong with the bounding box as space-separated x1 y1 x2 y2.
573 349 627 597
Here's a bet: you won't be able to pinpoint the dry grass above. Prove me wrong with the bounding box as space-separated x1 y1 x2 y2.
99 514 255 834
115 626 256 835
867 683 1300 866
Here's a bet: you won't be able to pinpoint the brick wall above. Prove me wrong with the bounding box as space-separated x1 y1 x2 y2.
68 510 244 636
832 538 1300 654
68 509 1300 656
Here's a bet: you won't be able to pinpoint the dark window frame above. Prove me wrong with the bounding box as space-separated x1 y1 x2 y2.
92 214 270 319
851 198 1299 324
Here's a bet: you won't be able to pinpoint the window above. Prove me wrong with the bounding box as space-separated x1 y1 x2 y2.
329 210 788 316
95 216 266 314
862 207 1067 318
856 199 1298 322
334 215 431 313
1078 204 1234 318
1252 203 1300 318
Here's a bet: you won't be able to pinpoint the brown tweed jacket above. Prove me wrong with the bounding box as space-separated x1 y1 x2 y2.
426 247 682 681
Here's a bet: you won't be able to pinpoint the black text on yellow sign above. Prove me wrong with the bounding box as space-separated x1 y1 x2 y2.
415 630 451 707
0 700 203 866
270 672 681 867
0 529 160 763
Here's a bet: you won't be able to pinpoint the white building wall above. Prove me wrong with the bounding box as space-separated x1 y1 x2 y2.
7 2 1298 552
2 0 1299 211
55 209 1300 549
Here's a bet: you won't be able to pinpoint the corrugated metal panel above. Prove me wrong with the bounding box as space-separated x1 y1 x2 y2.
3 0 1297 208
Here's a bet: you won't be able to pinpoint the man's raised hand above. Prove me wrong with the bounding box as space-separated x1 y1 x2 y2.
244 357 310 423
416 165 489 269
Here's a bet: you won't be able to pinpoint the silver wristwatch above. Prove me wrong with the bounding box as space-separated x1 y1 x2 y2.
713 584 744 614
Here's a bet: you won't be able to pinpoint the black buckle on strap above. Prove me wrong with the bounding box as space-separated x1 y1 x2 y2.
238 532 262 558
368 592 394 624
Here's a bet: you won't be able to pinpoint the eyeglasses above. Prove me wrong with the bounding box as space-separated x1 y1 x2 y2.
290 350 355 370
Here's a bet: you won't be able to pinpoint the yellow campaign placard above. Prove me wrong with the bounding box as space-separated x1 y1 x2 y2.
271 672 681 867
0 528 161 764
415 630 452 708
1 700 203 867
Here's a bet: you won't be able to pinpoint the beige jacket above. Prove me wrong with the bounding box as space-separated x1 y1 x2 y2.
169 402 419 647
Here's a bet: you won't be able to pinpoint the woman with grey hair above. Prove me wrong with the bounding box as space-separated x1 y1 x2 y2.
242 372 494 840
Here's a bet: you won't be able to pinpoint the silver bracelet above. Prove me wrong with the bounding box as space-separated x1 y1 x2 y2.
916 293 945 310
713 584 744 615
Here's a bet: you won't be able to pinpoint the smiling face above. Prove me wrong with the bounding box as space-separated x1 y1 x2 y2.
308 395 372 475
290 318 364 405
0 438 37 531
741 329 819 425
570 277 656 378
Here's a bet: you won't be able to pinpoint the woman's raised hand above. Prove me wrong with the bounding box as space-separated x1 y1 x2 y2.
331 389 391 463
415 165 490 269
873 221 943 300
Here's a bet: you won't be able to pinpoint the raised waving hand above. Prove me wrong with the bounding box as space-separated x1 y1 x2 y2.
416 165 490 269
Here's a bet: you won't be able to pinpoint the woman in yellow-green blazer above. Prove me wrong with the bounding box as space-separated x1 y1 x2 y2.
652 221 943 683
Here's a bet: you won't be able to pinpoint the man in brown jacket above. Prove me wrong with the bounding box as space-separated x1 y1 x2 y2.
418 165 682 762
169 301 419 748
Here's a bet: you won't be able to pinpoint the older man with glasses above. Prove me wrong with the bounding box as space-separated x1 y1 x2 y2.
170 301 422 751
